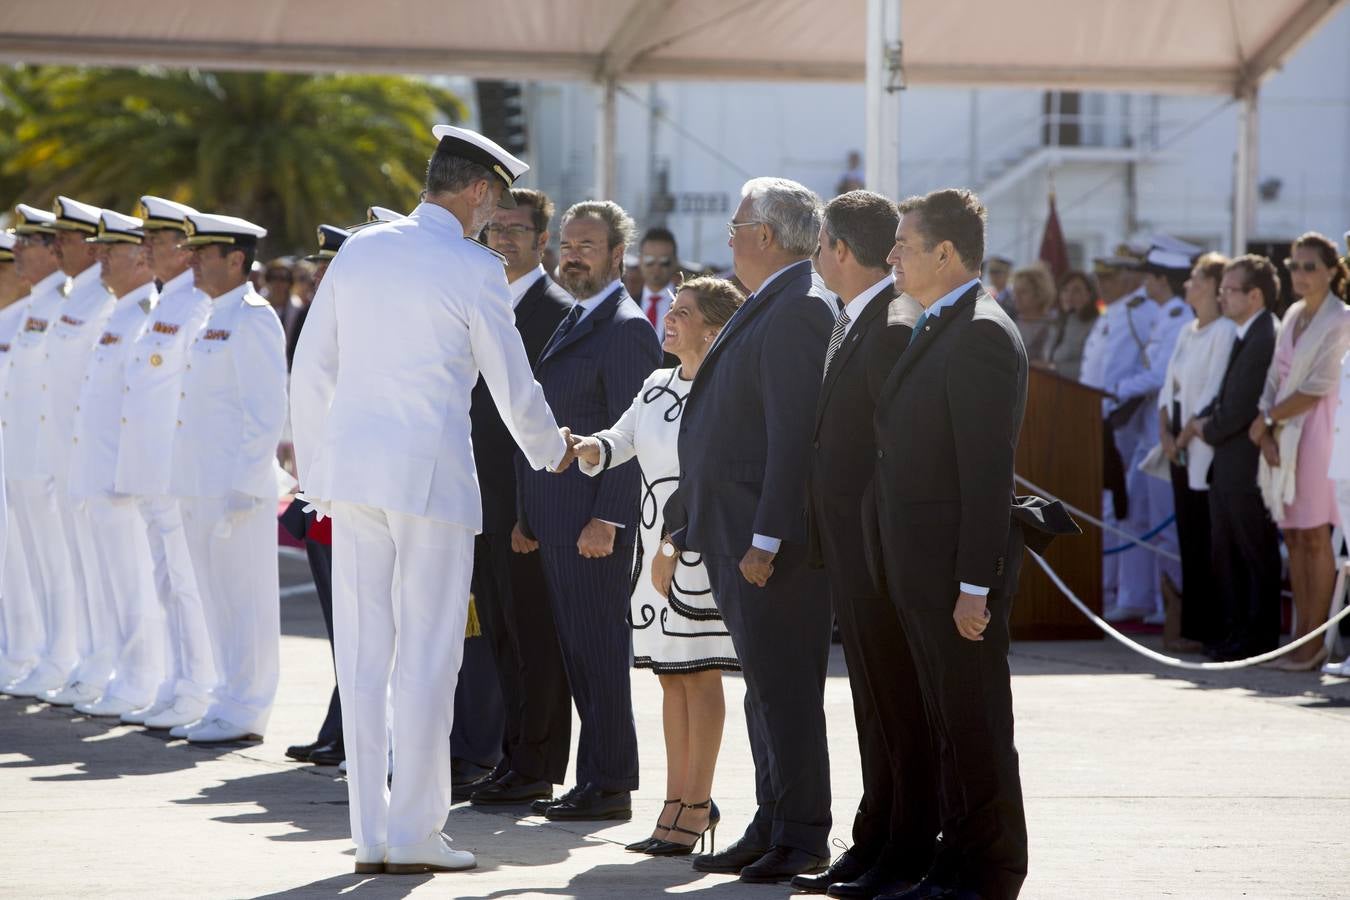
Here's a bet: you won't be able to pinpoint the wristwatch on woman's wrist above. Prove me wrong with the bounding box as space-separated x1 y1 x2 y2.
1264 415 1276 430
660 540 676 558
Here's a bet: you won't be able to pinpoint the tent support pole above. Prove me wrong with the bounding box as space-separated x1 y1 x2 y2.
864 0 902 199
1232 85 1258 255
596 77 617 199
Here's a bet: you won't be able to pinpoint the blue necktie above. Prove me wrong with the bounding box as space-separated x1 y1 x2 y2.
908 310 930 348
545 304 584 354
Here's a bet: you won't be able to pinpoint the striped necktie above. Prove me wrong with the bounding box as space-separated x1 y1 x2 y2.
822 308 851 380
545 304 584 355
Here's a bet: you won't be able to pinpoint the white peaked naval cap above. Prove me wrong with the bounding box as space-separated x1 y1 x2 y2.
181 212 268 248
137 196 199 230
431 123 528 208
87 209 145 244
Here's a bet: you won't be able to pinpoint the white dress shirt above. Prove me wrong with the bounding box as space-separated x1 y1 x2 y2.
838 275 895 341
507 264 548 310
1157 315 1236 490
639 284 673 339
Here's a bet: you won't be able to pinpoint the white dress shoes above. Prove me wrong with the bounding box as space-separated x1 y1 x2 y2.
121 699 172 725
185 717 262 743
3 665 67 698
385 832 476 874
144 698 209 730
75 695 140 717
354 843 387 874
0 657 33 687
43 681 102 707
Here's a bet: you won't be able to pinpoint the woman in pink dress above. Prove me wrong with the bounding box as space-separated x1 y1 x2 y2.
1251 232 1350 670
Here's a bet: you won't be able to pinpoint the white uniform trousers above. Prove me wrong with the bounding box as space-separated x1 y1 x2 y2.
332 501 473 849
10 479 80 679
64 494 118 690
138 496 216 706
1117 441 1182 616
180 496 279 734
1 497 43 671
87 496 163 707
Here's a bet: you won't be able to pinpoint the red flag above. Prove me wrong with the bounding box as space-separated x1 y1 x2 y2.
1038 192 1069 281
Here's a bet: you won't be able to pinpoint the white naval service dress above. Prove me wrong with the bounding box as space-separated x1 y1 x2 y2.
1111 295 1192 617
115 268 215 708
169 282 287 736
291 203 566 851
37 265 116 690
2 272 69 685
0 297 38 680
68 281 159 707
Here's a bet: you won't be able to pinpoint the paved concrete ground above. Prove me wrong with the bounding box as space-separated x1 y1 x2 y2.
2 550 1348 899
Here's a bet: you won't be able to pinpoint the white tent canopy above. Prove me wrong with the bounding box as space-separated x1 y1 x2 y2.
0 0 1339 91
2 0 1344 245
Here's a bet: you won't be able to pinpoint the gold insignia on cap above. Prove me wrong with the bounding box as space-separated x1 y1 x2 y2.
149 353 163 367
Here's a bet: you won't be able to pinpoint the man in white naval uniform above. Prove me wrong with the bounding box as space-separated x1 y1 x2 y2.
116 196 216 729
0 206 70 696
291 125 575 876
1107 245 1195 622
0 231 21 685
168 212 287 744
67 210 161 717
34 197 118 708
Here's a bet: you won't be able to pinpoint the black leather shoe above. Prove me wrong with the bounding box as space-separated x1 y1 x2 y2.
531 783 583 815
828 861 915 898
285 741 320 762
543 783 631 821
306 740 344 766
692 835 770 873
875 881 981 900
791 848 871 893
471 770 553 805
739 846 829 884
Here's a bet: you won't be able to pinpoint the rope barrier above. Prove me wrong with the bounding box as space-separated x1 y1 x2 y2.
1013 474 1181 563
1026 549 1349 670
1103 514 1176 555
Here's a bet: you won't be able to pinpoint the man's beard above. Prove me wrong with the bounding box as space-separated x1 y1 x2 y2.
469 190 498 235
559 262 613 299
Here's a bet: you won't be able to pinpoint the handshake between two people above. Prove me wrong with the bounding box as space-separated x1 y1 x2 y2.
546 427 605 475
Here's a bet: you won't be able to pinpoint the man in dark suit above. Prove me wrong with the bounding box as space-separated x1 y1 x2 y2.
457 189 577 805
796 191 939 899
634 226 681 368
666 177 835 883
1180 254 1281 661
871 189 1029 900
518 201 662 820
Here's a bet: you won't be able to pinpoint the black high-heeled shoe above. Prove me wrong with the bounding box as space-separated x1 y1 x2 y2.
645 799 719 856
625 798 681 852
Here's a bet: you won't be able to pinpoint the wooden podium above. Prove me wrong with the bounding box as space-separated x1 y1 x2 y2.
1011 366 1109 640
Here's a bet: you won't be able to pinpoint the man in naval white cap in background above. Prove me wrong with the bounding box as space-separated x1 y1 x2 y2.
1106 239 1197 624
34 196 117 708
0 205 71 696
117 196 217 730
67 210 162 717
168 211 287 744
291 124 576 875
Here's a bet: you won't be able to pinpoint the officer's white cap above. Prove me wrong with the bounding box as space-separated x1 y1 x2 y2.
87 209 145 244
180 212 268 248
1144 247 1193 272
13 204 58 235
52 196 103 234
0 230 15 261
137 196 198 231
367 205 406 223
430 124 528 208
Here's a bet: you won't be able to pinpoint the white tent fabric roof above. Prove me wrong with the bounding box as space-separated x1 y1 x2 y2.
0 0 1343 94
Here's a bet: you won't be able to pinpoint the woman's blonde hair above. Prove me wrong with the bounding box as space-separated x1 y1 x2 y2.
1012 264 1056 315
677 276 745 328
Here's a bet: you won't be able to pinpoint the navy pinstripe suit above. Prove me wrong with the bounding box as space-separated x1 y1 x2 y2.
518 285 662 792
666 259 835 856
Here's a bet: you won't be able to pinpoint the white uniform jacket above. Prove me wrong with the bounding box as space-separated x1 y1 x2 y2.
1112 296 1194 405
2 270 69 482
290 201 566 531
0 297 32 396
169 283 287 501
68 282 156 498
36 266 115 482
115 270 212 497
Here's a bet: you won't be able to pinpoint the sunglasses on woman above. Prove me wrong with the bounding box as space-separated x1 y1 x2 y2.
1284 259 1323 274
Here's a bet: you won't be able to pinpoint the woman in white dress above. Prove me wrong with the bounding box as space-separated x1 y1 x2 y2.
575 277 743 856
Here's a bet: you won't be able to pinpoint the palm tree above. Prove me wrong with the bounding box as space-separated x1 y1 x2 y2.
1 65 466 255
